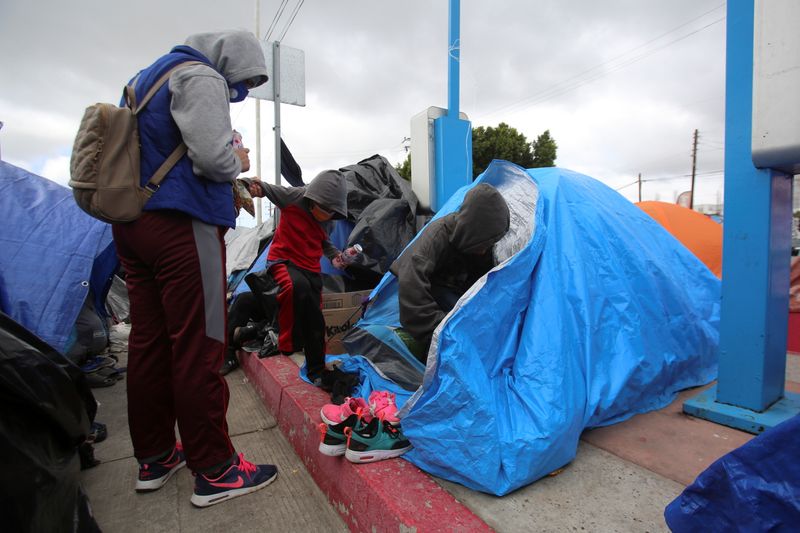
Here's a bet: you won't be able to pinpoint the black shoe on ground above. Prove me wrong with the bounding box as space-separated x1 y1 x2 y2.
220 357 239 376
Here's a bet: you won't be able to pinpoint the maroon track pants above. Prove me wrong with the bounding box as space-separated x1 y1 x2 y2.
112 211 234 472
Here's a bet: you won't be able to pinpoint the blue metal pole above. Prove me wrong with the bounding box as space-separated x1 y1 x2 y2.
683 0 799 433
432 0 471 211
447 0 460 117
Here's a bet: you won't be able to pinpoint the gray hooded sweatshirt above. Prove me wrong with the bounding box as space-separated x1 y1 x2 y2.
390 183 510 350
168 31 268 182
253 170 348 268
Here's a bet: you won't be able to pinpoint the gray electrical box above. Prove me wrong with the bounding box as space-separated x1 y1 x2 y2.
410 106 468 210
751 0 800 173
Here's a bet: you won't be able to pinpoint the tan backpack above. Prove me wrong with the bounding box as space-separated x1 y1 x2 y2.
69 61 201 224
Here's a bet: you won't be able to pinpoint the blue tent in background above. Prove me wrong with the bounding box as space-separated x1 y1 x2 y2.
342 160 721 495
0 161 117 353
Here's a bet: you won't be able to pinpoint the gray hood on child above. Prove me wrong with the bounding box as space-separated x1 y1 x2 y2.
304 170 348 220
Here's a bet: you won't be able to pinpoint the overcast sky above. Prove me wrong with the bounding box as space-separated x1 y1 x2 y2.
0 0 728 226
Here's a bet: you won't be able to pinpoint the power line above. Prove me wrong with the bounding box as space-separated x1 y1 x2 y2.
264 0 290 41
615 179 640 191
641 169 723 182
277 0 305 42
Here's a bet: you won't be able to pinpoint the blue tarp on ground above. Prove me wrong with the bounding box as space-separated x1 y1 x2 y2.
345 160 721 495
0 161 116 353
664 414 800 532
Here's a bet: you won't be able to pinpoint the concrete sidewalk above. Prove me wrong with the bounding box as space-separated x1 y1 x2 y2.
83 323 799 532
80 325 347 532
239 348 800 532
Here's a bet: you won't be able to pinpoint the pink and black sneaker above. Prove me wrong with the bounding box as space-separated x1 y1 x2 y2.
368 391 400 425
191 453 278 508
136 442 186 492
320 396 369 426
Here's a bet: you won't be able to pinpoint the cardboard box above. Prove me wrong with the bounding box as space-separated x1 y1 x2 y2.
321 290 372 310
324 305 363 354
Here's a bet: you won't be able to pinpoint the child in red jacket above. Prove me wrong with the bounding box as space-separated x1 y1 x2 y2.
246 170 347 384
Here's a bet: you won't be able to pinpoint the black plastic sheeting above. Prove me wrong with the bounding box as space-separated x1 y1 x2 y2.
664 414 800 532
0 312 100 532
280 137 303 187
339 154 432 281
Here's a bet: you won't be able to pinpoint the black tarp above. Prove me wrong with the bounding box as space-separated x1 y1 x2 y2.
0 312 100 532
339 154 432 280
280 137 303 187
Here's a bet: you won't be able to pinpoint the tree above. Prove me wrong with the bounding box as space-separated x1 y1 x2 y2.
471 123 557 178
531 129 558 168
395 153 411 181
471 123 534 178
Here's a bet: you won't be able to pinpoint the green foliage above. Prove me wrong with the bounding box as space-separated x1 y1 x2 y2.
531 130 558 168
395 153 411 181
471 123 557 178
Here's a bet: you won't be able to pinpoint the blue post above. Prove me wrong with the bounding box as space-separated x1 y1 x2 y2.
682 0 799 433
447 0 460 117
433 0 472 211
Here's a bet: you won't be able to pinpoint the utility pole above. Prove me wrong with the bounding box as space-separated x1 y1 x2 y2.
638 172 642 202
255 0 262 225
689 128 698 210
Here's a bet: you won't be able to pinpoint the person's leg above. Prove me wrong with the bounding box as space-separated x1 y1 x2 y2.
293 267 326 382
117 212 235 473
113 223 176 463
227 291 265 347
222 292 267 373
270 262 303 354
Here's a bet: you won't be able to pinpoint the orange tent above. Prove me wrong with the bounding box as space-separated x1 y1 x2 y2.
636 201 723 278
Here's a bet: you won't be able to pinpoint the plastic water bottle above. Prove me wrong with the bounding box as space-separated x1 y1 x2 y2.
341 244 363 265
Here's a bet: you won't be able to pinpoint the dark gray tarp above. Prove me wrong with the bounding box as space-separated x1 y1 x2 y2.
0 312 99 532
339 155 431 280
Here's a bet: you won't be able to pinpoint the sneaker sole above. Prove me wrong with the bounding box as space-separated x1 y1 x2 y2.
135 460 186 492
345 445 411 464
318 442 346 456
190 470 278 508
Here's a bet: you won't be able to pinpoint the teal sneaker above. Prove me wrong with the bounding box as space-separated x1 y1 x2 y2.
318 406 373 456
318 415 352 456
344 418 412 463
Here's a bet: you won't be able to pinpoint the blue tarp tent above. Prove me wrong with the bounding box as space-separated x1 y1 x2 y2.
0 161 116 353
665 414 800 532
343 160 721 495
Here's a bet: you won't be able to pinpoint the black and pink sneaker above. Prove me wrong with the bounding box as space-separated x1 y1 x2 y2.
190 453 278 508
136 442 186 492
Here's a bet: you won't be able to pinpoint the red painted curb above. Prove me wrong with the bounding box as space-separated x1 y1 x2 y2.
239 350 492 533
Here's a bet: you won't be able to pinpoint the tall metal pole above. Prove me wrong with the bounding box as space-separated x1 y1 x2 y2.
447 0 460 118
273 41 282 228
683 0 797 432
255 0 262 225
689 128 698 210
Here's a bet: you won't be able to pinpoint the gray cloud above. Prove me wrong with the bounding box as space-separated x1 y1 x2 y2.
0 0 727 207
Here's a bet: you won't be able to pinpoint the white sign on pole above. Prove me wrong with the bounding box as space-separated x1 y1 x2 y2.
249 42 306 106
752 0 800 173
